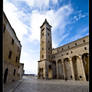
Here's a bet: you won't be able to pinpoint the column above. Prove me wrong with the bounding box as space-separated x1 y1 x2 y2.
56 61 59 79
61 61 64 79
58 62 61 79
63 60 66 80
69 57 75 80
78 55 86 81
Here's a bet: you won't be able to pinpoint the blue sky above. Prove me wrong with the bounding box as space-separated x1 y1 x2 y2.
4 0 89 74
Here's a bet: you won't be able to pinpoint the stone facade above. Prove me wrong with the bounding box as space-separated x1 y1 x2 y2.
38 19 89 81
3 12 24 84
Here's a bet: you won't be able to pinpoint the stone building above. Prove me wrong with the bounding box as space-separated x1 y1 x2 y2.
38 19 89 81
3 12 24 84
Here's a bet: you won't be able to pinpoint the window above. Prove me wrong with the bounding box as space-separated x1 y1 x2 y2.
8 51 12 59
49 65 51 69
12 39 14 45
3 24 6 32
41 28 44 32
83 40 85 42
47 27 50 31
42 48 44 50
16 57 18 62
41 41 44 45
79 76 82 78
66 53 68 55
42 55 44 58
48 48 50 50
70 75 72 79
13 69 16 76
74 57 77 61
84 47 87 50
75 43 77 45
62 54 63 56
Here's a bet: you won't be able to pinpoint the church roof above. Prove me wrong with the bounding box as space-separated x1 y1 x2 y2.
40 19 52 28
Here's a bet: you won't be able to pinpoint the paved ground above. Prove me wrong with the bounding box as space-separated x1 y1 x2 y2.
3 79 23 92
4 76 89 92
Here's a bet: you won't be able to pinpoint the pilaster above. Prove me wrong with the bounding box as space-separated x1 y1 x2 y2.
78 55 86 81
69 57 75 80
56 61 59 79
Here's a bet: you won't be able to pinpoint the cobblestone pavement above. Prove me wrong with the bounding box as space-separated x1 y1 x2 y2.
3 79 23 92
13 76 89 92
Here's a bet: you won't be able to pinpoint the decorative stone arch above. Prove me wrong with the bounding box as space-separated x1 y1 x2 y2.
82 53 89 81
63 58 72 80
52 61 57 79
4 68 8 84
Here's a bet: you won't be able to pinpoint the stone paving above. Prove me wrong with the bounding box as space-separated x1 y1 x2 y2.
3 79 23 92
12 76 89 92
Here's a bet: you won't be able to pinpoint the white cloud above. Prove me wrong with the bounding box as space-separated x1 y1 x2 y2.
14 0 49 9
4 0 73 43
3 0 73 74
3 0 28 41
51 0 58 4
73 12 88 22
29 4 73 43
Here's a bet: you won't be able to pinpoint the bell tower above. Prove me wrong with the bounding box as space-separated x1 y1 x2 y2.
38 19 52 79
40 19 52 61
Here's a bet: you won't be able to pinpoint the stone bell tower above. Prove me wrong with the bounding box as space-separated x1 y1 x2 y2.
38 19 52 79
40 19 52 61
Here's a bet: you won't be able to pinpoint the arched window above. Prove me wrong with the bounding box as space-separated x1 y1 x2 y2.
42 55 44 58
8 51 12 59
84 47 87 50
83 40 85 42
12 39 14 45
75 43 77 46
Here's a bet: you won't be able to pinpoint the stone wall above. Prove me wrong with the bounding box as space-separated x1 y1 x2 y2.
3 12 22 84
51 36 89 81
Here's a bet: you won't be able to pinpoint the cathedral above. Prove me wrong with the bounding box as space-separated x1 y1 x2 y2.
38 19 89 81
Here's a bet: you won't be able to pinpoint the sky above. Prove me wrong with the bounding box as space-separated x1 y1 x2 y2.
3 0 89 74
